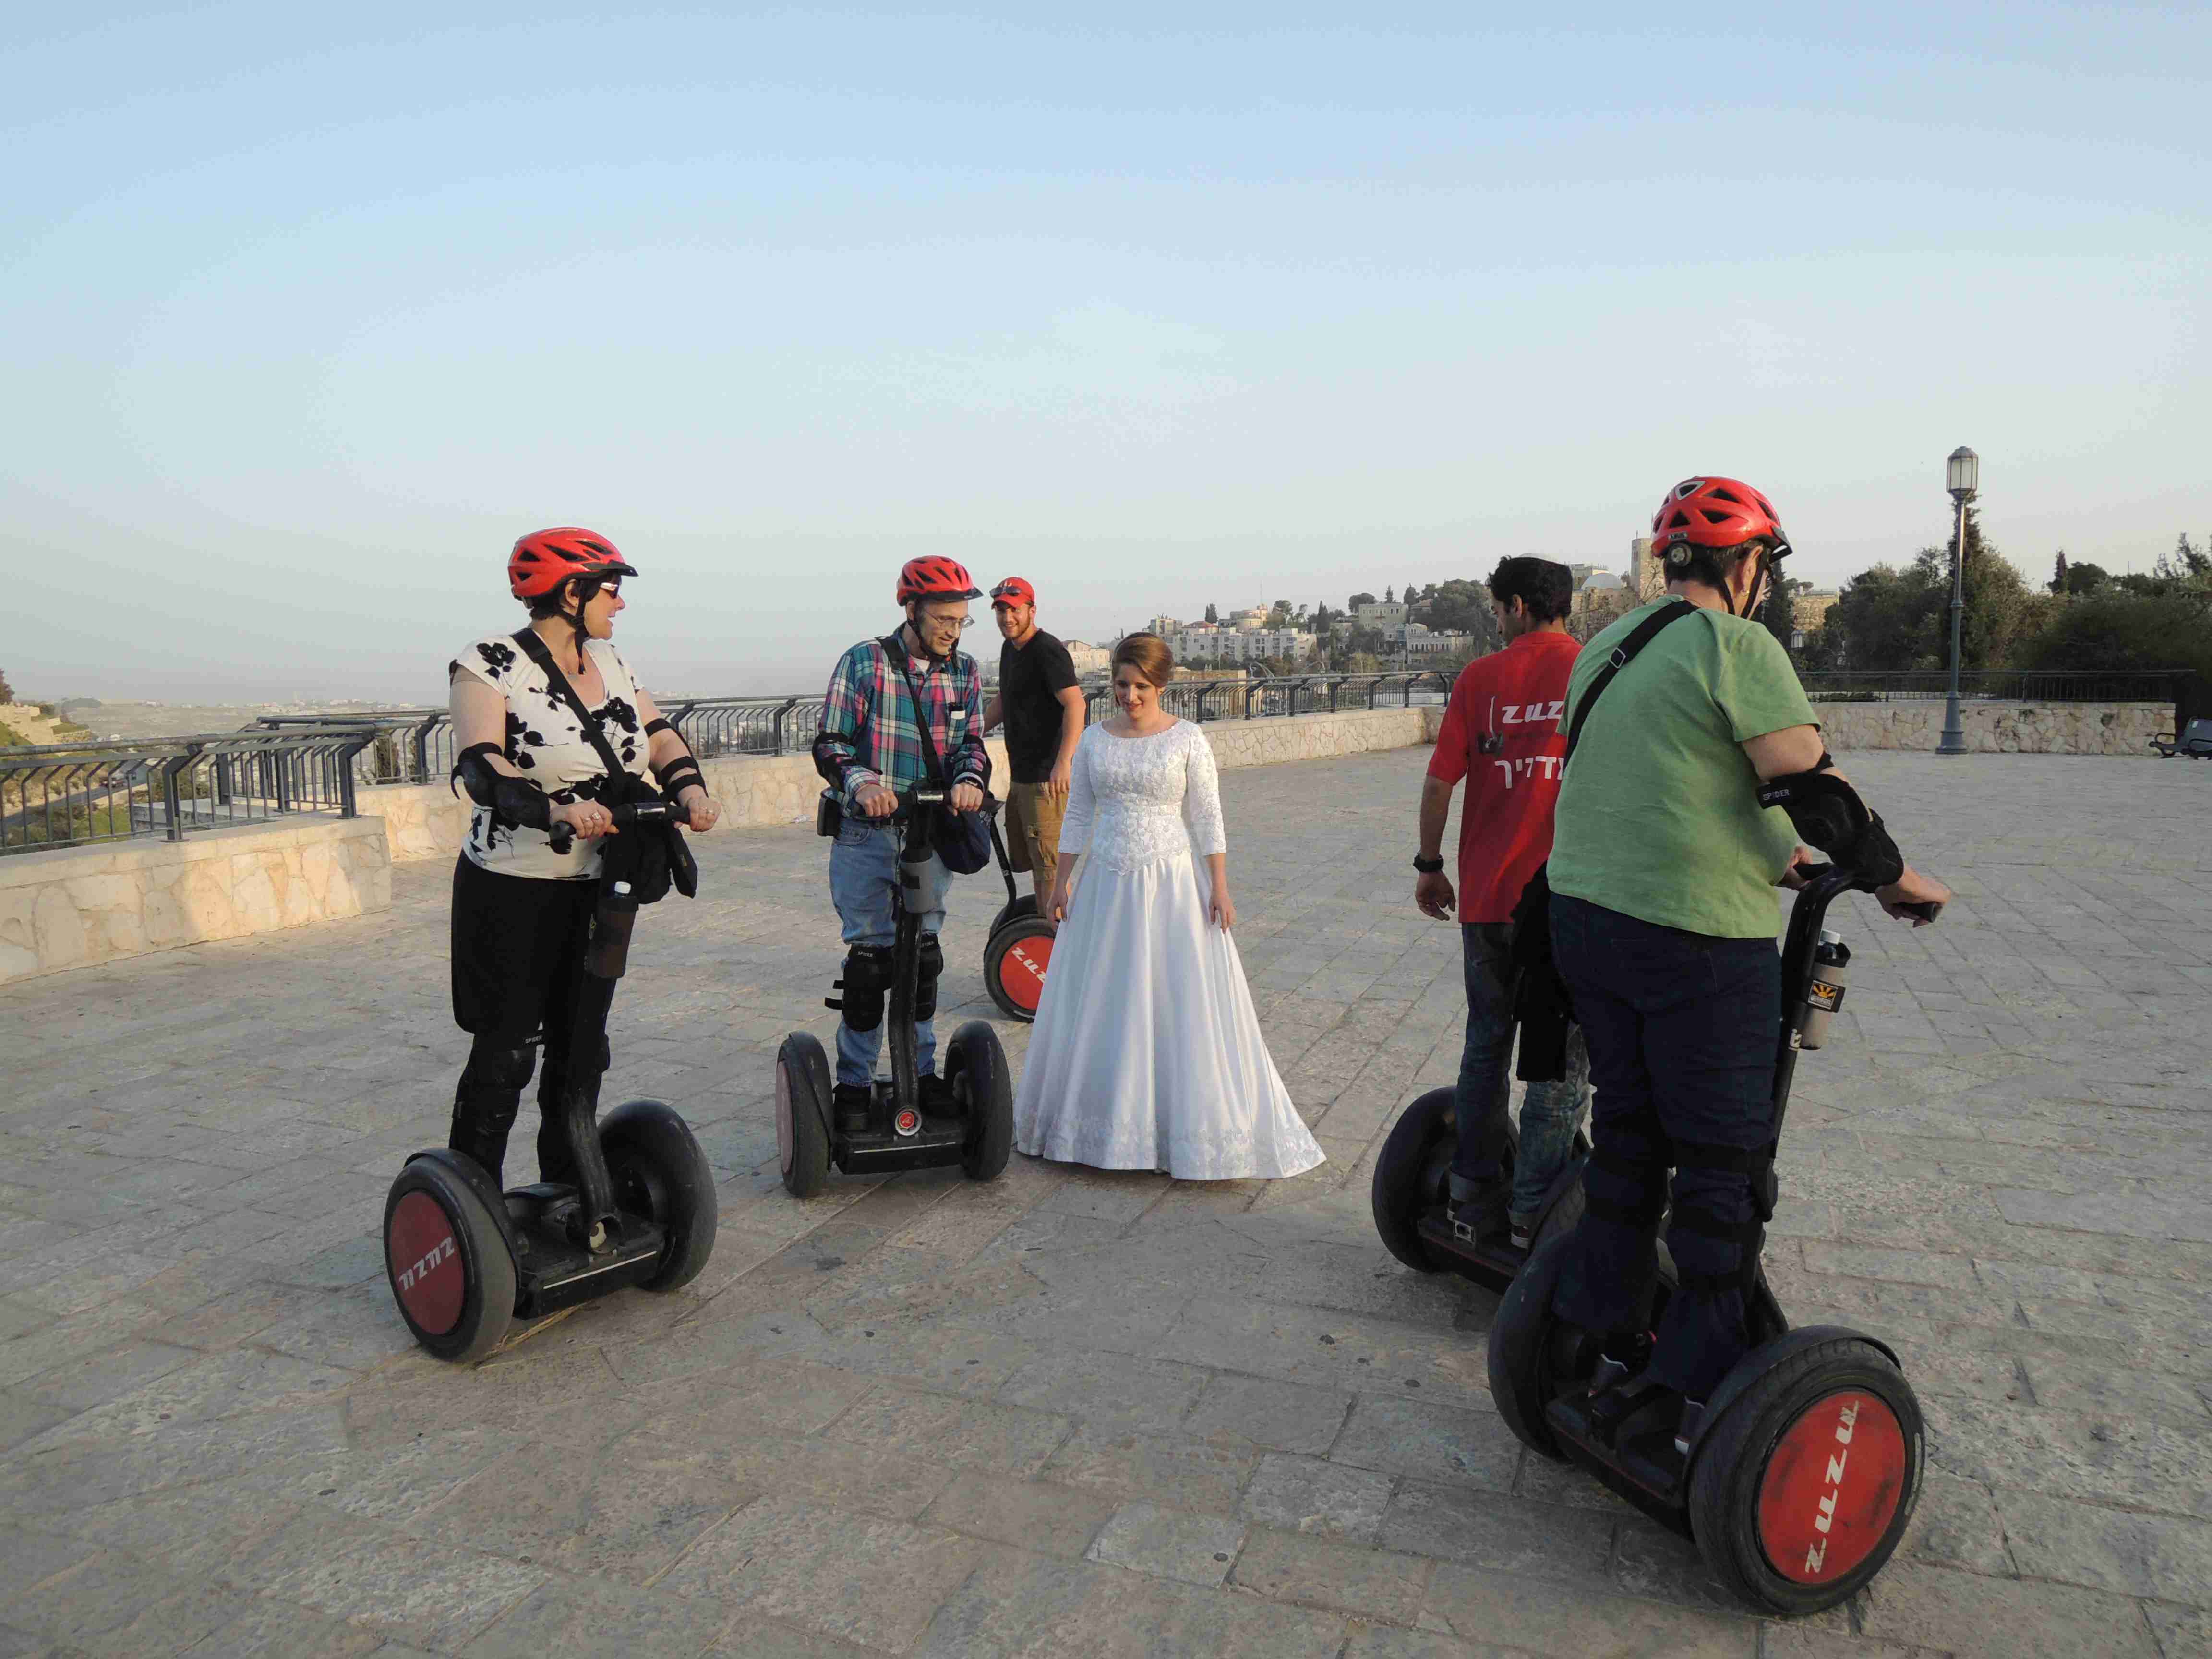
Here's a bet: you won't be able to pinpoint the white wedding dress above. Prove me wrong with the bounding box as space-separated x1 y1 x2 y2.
1012 720 1325 1180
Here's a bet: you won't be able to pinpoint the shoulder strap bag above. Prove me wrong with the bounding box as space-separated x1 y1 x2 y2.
882 633 997 876
508 629 696 902
1509 600 1695 1079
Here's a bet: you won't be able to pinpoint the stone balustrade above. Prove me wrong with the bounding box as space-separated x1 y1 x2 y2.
0 815 389 984
0 700 2169 986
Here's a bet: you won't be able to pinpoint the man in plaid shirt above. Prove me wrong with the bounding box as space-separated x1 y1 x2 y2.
811 556 992 1125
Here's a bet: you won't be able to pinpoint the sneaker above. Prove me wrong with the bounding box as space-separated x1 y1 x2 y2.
832 1083 871 1134
1508 1209 1540 1250
1587 1329 1655 1397
918 1072 959 1114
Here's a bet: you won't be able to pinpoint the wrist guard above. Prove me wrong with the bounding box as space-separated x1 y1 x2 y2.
452 743 552 831
654 754 706 798
1756 769 1904 887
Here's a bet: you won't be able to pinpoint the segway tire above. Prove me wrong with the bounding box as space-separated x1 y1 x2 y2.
1370 1087 1456 1272
948 1020 1013 1181
1687 1340 1923 1616
384 1156 514 1364
601 1099 719 1291
1485 1231 1579 1460
777 1033 833 1198
983 915 1056 1022
989 894 1039 936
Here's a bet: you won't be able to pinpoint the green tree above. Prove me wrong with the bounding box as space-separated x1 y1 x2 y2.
2049 551 2068 594
1203 603 1218 624
1760 572 1809 653
2016 589 2212 679
0 666 13 704
1348 591 1375 610
1420 578 1503 653
2056 559 2110 596
1266 599 1294 629
1825 507 2037 672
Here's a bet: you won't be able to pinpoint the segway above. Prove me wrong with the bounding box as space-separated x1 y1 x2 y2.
775 785 1015 1195
1485 862 1941 1615
981 820 1055 1023
1370 1094 1588 1292
384 799 720 1364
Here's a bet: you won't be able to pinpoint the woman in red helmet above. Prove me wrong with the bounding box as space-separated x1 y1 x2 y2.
1543 479 1949 1442
443 528 721 1190
808 556 991 1123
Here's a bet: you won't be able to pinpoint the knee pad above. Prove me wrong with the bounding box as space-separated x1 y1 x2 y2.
914 935 945 1023
828 945 895 1032
1583 1120 1672 1228
461 1039 534 1094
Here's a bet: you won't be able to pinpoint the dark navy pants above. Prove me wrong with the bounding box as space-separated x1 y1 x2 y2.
1549 893 1780 1400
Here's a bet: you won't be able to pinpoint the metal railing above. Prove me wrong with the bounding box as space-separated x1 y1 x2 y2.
1799 670 2190 705
2 726 376 855
1083 671 1451 725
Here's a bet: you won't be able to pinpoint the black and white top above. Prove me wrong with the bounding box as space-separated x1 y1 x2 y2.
449 634 652 880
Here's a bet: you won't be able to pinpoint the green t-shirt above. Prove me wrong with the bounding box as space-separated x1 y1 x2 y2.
1548 599 1818 938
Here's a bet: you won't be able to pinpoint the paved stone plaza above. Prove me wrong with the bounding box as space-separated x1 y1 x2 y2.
1 748 2207 1658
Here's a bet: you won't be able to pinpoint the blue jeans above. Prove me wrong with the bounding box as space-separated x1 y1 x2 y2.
1549 893 1780 1400
828 818 951 1088
1453 923 1591 1219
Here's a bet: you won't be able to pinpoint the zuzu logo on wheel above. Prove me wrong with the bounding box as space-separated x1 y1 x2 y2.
385 1191 467 1335
1756 1392 1911 1584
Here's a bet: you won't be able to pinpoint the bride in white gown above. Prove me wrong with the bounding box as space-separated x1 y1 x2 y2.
1013 634 1325 1180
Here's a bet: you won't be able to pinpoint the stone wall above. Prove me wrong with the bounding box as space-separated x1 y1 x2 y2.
0 815 390 985
1819 701 2168 756
360 716 1438 863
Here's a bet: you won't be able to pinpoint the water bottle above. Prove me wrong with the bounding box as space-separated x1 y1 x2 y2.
589 881 639 979
1800 929 1850 1050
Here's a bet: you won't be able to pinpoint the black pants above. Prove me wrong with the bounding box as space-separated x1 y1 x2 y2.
449 856 604 1184
1549 893 1780 1400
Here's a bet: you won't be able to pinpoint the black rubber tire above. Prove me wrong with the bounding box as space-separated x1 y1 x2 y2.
1687 1341 1925 1616
983 915 1057 1022
1370 1087 1458 1272
948 1020 1013 1181
600 1098 719 1292
384 1156 514 1364
1485 1230 1578 1459
1527 1151 1588 1258
776 1033 833 1198
989 894 1040 936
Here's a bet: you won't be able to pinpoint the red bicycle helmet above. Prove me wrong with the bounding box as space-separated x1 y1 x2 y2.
895 555 983 605
1650 478 1791 562
508 527 639 601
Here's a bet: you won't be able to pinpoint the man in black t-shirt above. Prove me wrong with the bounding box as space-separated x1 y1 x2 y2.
981 577 1086 899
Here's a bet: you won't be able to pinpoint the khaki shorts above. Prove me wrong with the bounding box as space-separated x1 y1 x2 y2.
1003 781 1066 888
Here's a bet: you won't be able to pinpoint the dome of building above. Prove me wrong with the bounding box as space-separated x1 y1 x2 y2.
1580 571 1625 590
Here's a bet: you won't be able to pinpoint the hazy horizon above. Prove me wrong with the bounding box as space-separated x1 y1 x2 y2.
8 5 2208 705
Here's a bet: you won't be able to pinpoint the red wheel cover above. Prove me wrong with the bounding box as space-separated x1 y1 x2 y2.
388 1190 466 1335
1756 1391 1910 1585
998 929 1053 1014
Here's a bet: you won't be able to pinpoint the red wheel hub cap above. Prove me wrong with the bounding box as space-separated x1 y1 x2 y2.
1756 1391 1910 1584
1002 933 1053 1013
388 1190 465 1335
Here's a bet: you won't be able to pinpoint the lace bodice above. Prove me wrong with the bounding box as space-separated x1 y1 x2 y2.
1057 720 1226 873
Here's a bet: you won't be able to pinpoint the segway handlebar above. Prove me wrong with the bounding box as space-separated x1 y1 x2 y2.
1791 861 1943 925
546 797 684 854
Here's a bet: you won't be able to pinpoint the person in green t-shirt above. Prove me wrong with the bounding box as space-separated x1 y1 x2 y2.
1547 476 1949 1438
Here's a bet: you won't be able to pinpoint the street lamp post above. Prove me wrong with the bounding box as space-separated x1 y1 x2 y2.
1937 446 1978 756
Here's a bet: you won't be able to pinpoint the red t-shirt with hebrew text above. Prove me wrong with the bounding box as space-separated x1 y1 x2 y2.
1427 629 1583 924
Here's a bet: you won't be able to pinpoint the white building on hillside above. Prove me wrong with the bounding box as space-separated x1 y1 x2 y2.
1355 600 1408 630
1065 640 1111 677
1166 626 1316 666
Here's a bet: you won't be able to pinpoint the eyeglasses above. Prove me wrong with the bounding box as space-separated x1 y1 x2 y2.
920 612 972 631
589 581 621 599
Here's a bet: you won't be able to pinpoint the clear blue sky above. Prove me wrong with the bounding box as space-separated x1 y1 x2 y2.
6 2 2207 702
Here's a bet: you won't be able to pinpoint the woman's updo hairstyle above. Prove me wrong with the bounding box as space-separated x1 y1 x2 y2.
1112 632 1175 687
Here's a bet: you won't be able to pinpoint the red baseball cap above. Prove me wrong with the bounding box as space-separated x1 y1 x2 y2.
989 577 1036 608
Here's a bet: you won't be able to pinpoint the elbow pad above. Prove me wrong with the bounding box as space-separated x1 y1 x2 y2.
453 744 552 831
1756 769 1904 887
812 730 856 788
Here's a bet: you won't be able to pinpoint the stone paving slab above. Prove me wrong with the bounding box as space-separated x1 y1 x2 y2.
0 749 2206 1657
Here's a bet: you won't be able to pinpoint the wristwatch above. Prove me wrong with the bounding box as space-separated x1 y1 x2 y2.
1413 854 1444 874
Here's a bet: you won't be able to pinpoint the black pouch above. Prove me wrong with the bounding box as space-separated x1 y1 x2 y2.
816 788 843 838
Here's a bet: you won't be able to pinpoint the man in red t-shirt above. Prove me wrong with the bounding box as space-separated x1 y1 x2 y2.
1413 557 1592 1248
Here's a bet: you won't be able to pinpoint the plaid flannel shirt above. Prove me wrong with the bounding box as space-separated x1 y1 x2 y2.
817 635 991 808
